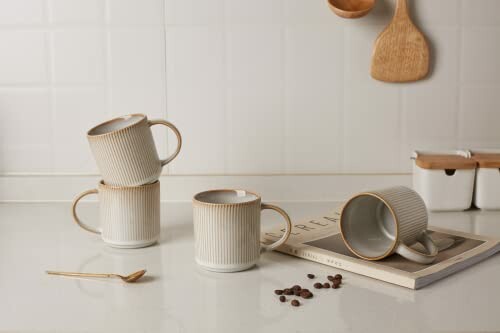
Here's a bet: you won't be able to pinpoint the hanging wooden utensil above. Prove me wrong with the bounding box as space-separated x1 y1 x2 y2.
327 0 375 19
370 0 429 82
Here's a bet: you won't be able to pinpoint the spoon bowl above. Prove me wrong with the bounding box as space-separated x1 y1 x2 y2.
122 269 147 282
327 0 375 19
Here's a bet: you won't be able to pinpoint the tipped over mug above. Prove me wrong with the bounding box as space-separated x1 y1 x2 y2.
87 114 182 187
193 189 292 272
340 186 438 264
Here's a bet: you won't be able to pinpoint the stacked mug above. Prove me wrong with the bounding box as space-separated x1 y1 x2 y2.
71 114 182 248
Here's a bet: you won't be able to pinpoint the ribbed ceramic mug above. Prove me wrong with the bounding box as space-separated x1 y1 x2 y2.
340 186 438 264
87 114 182 187
193 189 292 272
72 180 160 248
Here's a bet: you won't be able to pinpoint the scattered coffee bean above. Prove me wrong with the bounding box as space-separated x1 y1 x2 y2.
307 274 315 279
327 275 335 282
283 288 293 295
313 282 323 289
293 289 301 296
291 299 300 307
279 295 286 302
301 288 310 293
274 289 283 295
323 282 330 289
334 274 342 280
332 281 340 289
292 285 301 291
300 290 313 299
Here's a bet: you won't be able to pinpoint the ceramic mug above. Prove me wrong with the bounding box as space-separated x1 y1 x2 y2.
72 180 160 248
340 186 438 264
87 114 182 187
193 189 292 272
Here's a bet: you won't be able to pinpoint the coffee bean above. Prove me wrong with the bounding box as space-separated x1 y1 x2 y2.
291 299 300 307
334 274 342 280
294 289 301 296
292 285 301 291
279 295 286 302
274 289 283 295
284 288 293 295
300 291 313 299
327 275 334 281
307 274 315 279
332 281 340 289
301 288 310 293
313 282 323 289
335 278 342 285
323 282 330 288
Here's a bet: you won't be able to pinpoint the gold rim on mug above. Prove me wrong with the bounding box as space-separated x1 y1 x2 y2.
87 113 147 138
193 189 262 207
340 191 400 261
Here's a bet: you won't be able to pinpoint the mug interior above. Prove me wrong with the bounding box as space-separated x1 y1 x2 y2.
194 190 259 205
88 114 144 136
341 195 397 259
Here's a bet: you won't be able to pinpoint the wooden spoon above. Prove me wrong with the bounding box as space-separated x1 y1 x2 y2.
46 269 147 283
327 0 375 19
371 0 429 82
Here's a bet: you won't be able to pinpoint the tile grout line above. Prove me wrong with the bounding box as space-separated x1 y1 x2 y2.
456 0 463 149
162 0 170 175
44 0 56 172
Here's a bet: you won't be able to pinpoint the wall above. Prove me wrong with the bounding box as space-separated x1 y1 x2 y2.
0 0 499 200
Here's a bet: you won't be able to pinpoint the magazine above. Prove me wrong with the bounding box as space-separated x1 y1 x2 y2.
261 207 500 289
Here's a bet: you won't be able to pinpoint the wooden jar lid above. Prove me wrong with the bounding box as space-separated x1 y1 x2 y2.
472 153 500 168
415 154 476 170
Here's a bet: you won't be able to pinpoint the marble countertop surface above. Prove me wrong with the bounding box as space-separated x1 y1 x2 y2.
1 201 500 333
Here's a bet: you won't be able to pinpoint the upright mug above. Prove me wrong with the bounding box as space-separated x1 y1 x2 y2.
87 114 182 187
72 180 160 248
340 186 438 264
193 189 292 272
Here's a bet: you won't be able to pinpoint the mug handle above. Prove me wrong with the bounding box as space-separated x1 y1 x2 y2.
395 231 438 264
72 189 101 234
260 203 292 252
148 119 182 166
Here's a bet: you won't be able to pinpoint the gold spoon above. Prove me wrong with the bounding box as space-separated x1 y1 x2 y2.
46 269 147 283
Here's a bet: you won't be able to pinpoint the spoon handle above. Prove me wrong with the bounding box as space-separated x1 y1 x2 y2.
46 270 118 279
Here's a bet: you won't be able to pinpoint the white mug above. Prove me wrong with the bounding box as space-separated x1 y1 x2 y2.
193 189 292 272
72 180 160 248
340 186 438 264
87 114 182 187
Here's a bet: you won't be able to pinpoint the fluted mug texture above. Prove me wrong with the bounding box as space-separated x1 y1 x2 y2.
87 114 182 187
193 189 292 272
72 180 160 248
340 186 438 264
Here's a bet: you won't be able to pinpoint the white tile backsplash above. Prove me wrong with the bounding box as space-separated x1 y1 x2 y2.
49 0 104 24
0 0 44 25
0 0 499 176
0 31 47 84
51 29 106 83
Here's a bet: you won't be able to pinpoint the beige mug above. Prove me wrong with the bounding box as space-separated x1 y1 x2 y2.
87 114 182 187
72 181 160 248
340 186 438 264
193 189 292 272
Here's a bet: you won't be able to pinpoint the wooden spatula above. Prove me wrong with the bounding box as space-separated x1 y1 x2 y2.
370 0 429 83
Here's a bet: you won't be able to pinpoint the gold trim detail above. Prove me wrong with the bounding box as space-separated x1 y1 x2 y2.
340 192 400 261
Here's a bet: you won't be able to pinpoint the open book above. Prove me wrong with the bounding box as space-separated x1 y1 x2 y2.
261 207 500 289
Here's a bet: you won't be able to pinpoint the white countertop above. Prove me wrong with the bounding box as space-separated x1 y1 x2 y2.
1 201 500 333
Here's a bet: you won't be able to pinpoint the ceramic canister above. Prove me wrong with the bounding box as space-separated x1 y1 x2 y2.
72 180 160 248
